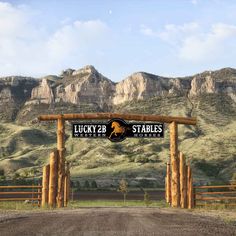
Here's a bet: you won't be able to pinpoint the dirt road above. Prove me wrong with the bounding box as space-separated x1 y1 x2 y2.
0 208 235 236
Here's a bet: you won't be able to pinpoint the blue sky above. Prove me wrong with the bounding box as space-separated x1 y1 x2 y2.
1 0 236 81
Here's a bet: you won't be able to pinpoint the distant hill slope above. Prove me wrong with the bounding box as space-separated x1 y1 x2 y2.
0 66 235 186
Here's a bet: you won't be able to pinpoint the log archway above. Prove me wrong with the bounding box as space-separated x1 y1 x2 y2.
38 113 197 208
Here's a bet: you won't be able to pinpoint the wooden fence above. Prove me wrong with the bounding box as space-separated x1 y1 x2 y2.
194 184 236 207
0 184 42 207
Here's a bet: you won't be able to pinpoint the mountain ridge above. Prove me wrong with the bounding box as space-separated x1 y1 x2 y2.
0 65 236 123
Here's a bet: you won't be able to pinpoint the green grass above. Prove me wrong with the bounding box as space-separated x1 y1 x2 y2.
68 200 168 208
196 204 236 210
0 201 40 210
0 200 168 210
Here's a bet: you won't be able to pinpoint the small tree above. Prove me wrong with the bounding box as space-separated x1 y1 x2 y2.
0 169 4 176
144 191 151 207
118 179 129 205
83 180 90 189
75 180 81 191
91 180 98 189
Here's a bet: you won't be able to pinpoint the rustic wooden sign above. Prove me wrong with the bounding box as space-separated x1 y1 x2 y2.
72 118 164 142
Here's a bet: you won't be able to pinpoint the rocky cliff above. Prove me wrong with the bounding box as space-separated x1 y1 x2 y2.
0 66 236 122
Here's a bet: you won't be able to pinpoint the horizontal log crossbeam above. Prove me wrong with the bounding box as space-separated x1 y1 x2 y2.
196 196 236 201
196 191 236 195
38 113 197 125
0 186 42 189
0 192 42 195
0 198 41 201
194 185 236 189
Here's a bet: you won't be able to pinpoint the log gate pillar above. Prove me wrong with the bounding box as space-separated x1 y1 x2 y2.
57 115 66 208
169 121 180 207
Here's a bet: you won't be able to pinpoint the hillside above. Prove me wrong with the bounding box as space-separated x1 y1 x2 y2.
0 66 235 187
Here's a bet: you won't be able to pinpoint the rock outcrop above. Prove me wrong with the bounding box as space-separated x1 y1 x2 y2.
0 77 38 121
113 72 191 105
28 65 115 110
0 66 236 122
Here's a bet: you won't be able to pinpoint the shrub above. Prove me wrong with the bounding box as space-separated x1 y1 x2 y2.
144 191 151 207
74 180 81 191
0 169 4 176
83 180 90 189
139 179 155 188
135 156 149 163
118 179 129 205
91 180 98 189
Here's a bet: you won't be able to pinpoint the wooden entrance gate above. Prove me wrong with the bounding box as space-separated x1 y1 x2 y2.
38 113 197 208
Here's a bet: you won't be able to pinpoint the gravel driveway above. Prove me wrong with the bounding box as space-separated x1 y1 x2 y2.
0 207 235 236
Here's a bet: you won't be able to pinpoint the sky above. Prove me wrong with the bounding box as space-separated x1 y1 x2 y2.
1 0 236 81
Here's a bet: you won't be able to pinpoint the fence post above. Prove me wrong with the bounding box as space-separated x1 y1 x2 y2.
64 162 70 207
187 164 194 209
170 121 180 207
38 182 41 207
179 152 187 208
49 150 58 208
165 176 167 202
166 162 171 204
41 164 50 207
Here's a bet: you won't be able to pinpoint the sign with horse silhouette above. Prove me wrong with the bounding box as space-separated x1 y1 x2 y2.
72 118 164 142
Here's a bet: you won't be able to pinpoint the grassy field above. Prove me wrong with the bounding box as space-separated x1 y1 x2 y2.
0 200 168 210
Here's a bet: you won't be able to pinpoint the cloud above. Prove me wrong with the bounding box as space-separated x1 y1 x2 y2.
0 2 109 77
158 22 200 45
140 24 158 37
47 20 109 61
140 22 236 63
179 23 236 61
191 0 198 5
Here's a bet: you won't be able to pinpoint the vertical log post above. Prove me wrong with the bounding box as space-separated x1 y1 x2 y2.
169 122 180 207
48 150 58 208
179 152 187 208
57 115 66 208
41 164 50 207
187 164 194 209
64 162 70 207
166 162 171 205
165 176 167 202
38 182 41 207
67 163 70 202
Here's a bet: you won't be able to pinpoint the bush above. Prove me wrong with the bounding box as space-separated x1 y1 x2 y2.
144 191 151 207
139 179 155 188
91 180 98 189
135 156 149 163
118 179 129 205
0 169 4 176
74 180 81 191
83 180 90 189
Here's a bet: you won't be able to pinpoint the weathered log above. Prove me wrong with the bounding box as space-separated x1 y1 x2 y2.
41 164 50 207
170 122 180 207
187 164 194 209
64 162 70 207
165 176 167 202
38 182 41 207
57 116 66 208
179 152 187 208
166 162 171 204
48 150 58 208
38 113 197 125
